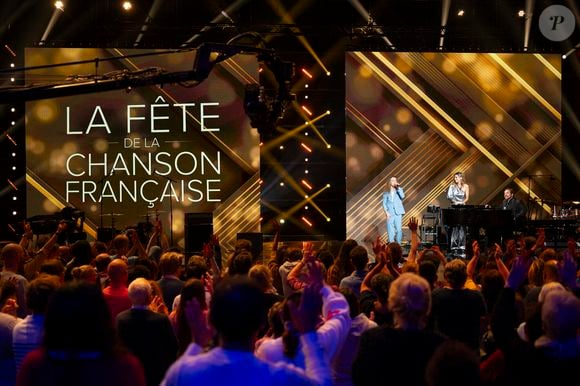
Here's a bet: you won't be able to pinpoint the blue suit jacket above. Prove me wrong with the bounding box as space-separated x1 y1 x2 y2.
382 188 405 216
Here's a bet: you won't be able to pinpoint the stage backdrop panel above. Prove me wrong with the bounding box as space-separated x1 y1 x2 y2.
25 48 261 252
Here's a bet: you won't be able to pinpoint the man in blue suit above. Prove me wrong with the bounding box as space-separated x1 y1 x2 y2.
382 177 405 244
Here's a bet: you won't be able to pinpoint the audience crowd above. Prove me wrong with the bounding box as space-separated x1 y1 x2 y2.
0 218 579 386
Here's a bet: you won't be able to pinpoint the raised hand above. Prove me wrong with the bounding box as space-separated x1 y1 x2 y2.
288 280 323 334
472 240 480 258
506 255 532 290
185 298 213 347
408 217 418 233
493 243 503 260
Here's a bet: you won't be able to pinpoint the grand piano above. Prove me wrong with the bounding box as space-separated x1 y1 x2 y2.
441 205 514 246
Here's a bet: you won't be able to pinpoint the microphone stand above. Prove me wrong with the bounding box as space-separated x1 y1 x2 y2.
155 171 176 247
523 174 555 221
97 166 116 231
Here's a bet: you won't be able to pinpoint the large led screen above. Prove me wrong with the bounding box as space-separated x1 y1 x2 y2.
346 52 561 249
25 48 261 250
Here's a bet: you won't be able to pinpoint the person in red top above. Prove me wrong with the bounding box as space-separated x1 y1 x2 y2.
102 259 132 320
16 282 145 386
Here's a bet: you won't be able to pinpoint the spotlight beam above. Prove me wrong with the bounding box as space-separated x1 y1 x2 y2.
523 0 535 50
39 7 64 45
134 0 165 46
439 0 451 49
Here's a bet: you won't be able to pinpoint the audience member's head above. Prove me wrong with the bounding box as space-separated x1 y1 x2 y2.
425 340 481 386
235 239 253 256
39 260 65 282
148 245 163 262
401 260 419 274
249 264 274 292
538 248 557 262
26 275 61 315
370 272 394 304
528 258 545 287
111 234 130 257
349 246 369 271
542 259 560 284
94 253 111 273
107 259 128 286
1 243 25 271
541 290 580 342
419 260 438 289
444 259 468 289
266 301 285 339
43 282 117 355
286 248 302 262
91 241 108 256
70 240 93 265
316 249 334 270
388 273 431 330
227 252 253 276
387 242 403 266
538 281 566 303
128 278 152 307
185 255 208 278
71 264 98 284
340 287 360 319
127 264 153 283
210 276 268 344
158 251 184 277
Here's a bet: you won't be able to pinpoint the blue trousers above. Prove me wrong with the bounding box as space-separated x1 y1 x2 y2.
387 214 403 244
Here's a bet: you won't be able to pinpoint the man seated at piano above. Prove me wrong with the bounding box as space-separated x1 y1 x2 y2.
501 188 526 225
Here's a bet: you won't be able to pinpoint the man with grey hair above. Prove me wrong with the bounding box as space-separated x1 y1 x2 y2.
116 278 177 386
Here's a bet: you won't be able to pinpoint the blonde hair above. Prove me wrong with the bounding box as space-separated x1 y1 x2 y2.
388 273 431 329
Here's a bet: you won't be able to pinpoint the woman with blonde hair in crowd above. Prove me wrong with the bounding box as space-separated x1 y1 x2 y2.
353 272 446 386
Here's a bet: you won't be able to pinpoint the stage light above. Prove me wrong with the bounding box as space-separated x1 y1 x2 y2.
326 71 331 76
279 219 285 224
326 144 331 149
280 182 285 186
13 196 17 201
11 121 15 125
301 179 313 190
11 153 16 157
54 1 64 11
304 95 309 99
305 132 309 136
304 158 309 162
300 143 312 153
12 166 16 171
457 9 464 16
12 211 17 216
518 10 525 17
258 179 263 185
301 216 313 227
122 1 133 11
305 170 309 174
301 68 313 79
10 63 14 68
301 105 313 116
304 205 309 210
305 84 309 88
279 145 284 150
10 107 15 112
10 77 14 82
